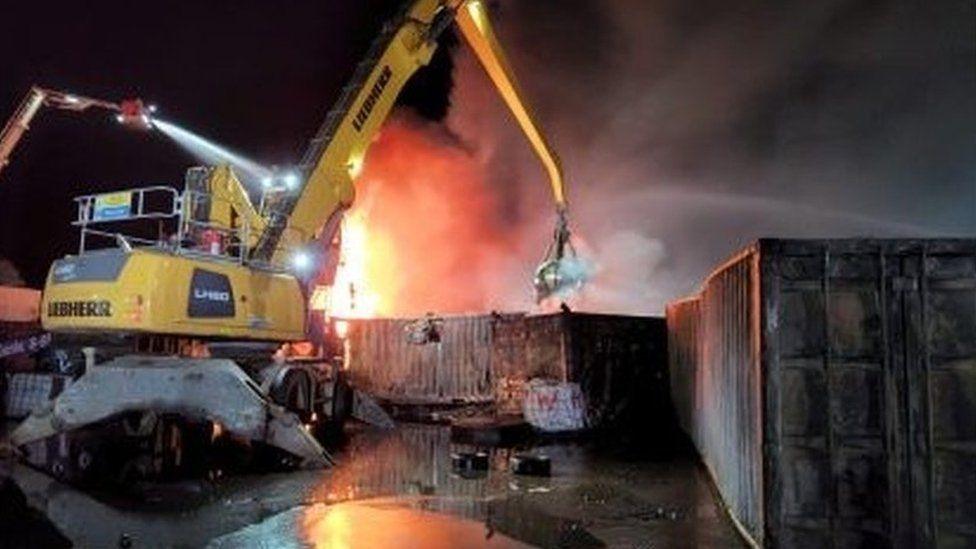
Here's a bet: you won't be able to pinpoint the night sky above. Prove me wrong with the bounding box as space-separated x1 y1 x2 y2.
0 0 454 285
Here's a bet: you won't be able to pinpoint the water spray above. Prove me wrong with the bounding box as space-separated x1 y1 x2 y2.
151 118 272 183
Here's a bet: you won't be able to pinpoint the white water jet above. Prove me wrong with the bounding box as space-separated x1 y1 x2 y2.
152 118 272 184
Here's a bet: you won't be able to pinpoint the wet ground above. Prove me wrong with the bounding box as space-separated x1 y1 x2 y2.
0 421 744 548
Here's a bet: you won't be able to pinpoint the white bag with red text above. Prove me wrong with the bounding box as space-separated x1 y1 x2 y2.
522 378 587 432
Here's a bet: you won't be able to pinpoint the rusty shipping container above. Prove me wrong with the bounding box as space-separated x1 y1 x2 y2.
346 312 668 428
667 239 976 548
493 313 669 426
344 315 503 405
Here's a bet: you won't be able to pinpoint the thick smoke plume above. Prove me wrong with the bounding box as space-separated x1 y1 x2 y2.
358 0 974 316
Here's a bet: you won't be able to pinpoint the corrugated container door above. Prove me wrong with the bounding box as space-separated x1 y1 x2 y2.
762 241 898 548
761 239 976 548
913 243 976 547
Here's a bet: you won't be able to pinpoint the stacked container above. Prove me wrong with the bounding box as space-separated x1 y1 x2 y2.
667 239 976 548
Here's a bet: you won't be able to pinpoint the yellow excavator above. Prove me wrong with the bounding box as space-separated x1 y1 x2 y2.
12 0 577 480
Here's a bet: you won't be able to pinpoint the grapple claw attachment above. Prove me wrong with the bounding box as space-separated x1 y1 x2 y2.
533 209 587 302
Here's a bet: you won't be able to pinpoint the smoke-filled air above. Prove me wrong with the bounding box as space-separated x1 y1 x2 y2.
340 0 974 317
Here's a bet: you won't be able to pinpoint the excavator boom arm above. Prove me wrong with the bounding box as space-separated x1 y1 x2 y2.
455 1 565 208
258 0 567 266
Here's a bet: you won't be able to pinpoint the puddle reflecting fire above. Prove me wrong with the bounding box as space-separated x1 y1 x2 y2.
301 500 530 548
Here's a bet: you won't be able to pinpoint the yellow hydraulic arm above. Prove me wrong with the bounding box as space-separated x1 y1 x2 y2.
186 165 268 248
454 1 566 208
253 0 567 268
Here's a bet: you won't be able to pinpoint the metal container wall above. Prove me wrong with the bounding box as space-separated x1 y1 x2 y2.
517 314 571 381
667 239 976 548
345 316 497 404
490 313 565 381
667 252 764 541
564 314 669 428
667 297 700 438
347 312 668 425
489 313 567 414
0 322 47 372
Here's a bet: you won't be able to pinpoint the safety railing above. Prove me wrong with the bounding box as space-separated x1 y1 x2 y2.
73 186 181 255
72 187 247 266
71 185 313 274
76 229 171 254
73 186 180 226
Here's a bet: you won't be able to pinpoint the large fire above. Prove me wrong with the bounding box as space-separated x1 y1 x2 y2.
322 113 531 319
325 209 384 318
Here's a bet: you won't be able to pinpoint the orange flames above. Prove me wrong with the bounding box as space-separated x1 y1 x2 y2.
327 209 385 318
324 113 529 319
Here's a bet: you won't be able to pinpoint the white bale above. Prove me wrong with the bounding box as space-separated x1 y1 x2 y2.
522 378 586 432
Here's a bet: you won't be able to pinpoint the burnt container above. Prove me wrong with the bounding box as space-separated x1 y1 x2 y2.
493 313 668 427
344 315 499 405
346 312 668 429
667 239 976 548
